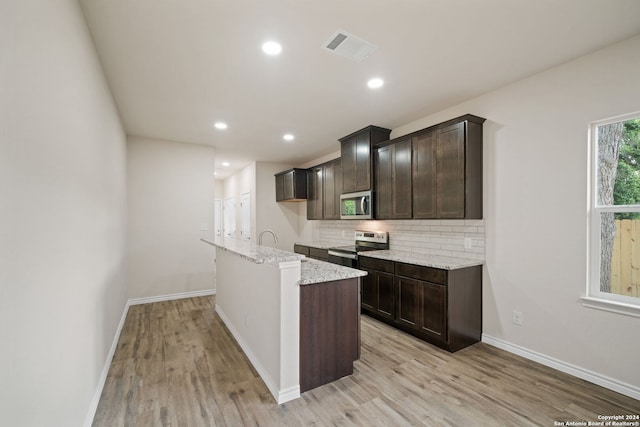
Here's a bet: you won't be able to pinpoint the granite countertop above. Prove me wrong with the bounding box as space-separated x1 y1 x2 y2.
201 238 304 264
300 258 367 285
359 250 483 270
201 238 366 283
294 241 342 250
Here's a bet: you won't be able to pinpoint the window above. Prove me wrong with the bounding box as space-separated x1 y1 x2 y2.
586 112 640 316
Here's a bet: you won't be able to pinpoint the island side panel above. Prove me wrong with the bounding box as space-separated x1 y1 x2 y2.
215 248 300 402
277 260 301 403
299 277 360 393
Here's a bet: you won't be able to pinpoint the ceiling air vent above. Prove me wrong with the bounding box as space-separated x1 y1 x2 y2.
322 30 378 62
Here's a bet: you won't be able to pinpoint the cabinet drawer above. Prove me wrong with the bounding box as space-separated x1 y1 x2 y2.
396 262 446 285
309 247 329 261
294 245 310 257
359 256 394 273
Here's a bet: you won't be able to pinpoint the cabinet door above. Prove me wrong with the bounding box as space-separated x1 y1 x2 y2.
354 132 371 192
309 247 329 261
375 139 412 219
323 159 342 220
293 244 310 257
412 131 437 218
275 174 285 202
393 138 412 218
283 170 294 200
307 166 323 220
376 272 395 320
334 160 342 215
361 269 375 311
420 281 447 341
341 126 391 194
436 122 465 218
396 277 420 329
341 137 357 193
375 145 393 219
361 270 394 321
342 132 372 193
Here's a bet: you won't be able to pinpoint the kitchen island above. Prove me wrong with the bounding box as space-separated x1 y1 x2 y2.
201 238 366 404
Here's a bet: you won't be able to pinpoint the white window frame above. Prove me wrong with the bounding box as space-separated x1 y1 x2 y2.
584 111 640 317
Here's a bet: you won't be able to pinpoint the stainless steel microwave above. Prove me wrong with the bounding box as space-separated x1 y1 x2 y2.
340 190 372 219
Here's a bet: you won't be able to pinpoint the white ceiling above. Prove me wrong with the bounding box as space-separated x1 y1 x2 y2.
80 0 640 179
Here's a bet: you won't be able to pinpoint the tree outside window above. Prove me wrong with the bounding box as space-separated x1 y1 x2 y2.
594 116 640 301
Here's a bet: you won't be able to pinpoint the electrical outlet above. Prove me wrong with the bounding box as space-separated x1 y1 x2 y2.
200 222 209 231
512 310 523 326
464 238 472 249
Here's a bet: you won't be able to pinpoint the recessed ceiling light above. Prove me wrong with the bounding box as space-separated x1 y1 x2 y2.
367 77 384 89
222 162 230 167
214 122 228 130
262 41 282 55
283 134 295 141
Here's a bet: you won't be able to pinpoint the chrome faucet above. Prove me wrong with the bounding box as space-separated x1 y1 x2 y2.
258 229 279 246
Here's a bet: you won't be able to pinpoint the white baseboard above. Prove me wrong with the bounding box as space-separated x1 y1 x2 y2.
84 288 217 426
83 300 130 427
277 385 302 404
128 288 216 306
215 304 300 404
482 334 640 401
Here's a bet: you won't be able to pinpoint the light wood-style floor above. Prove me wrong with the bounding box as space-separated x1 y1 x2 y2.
93 296 639 426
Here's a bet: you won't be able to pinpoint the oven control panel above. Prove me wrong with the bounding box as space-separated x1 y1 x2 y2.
355 230 388 244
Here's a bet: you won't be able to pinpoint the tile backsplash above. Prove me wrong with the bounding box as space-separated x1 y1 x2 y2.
317 219 485 260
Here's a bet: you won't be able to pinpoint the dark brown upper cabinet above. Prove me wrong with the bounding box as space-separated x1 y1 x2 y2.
275 168 308 202
375 137 412 219
340 125 391 193
411 131 437 218
413 115 484 219
373 114 484 220
306 165 323 220
322 158 342 220
306 158 342 220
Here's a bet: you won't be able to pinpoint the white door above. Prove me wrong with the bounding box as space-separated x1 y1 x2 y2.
240 192 251 241
214 199 222 237
223 197 236 238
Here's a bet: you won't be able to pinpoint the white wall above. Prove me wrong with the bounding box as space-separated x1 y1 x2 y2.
392 34 640 393
215 180 224 200
127 136 215 299
0 1 128 426
256 162 301 250
220 162 305 249
222 163 255 240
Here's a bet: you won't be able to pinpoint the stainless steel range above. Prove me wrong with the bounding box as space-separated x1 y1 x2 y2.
327 230 389 268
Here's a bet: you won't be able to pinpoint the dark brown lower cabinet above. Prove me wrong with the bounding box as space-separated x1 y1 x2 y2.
360 257 395 322
299 277 360 393
309 247 329 261
293 244 328 261
396 276 421 329
293 244 310 257
359 256 481 352
420 280 447 341
397 276 447 342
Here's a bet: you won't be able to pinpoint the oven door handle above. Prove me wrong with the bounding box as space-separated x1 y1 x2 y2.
328 250 357 260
